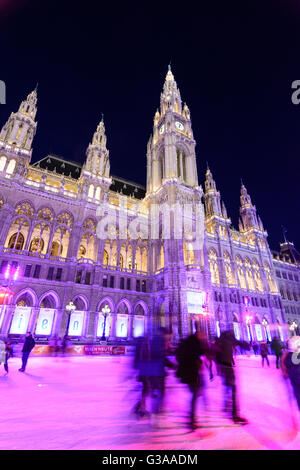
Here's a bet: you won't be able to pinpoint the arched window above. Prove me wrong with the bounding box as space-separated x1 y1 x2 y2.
135 246 142 271
141 247 147 272
183 241 195 265
209 249 220 284
224 252 234 285
103 249 109 265
29 236 44 254
29 223 50 255
236 256 247 289
0 156 6 172
6 159 16 175
88 184 94 199
95 187 101 200
265 263 277 293
126 244 133 270
252 259 264 292
50 240 63 257
8 232 24 250
245 258 255 291
77 219 97 261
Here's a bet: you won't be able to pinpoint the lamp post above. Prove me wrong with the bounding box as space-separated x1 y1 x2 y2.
289 321 298 336
66 301 76 335
101 304 111 341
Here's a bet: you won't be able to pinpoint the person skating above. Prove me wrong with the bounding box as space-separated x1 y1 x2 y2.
176 329 208 431
132 335 152 418
4 341 13 373
281 336 300 411
215 329 249 425
19 332 35 372
271 336 284 369
260 341 270 367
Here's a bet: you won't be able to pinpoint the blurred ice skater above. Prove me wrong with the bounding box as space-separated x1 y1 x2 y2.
19 332 35 372
175 329 209 431
215 330 249 425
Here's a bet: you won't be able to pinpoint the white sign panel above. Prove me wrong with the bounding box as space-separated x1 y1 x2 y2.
116 314 128 338
35 308 55 336
187 291 206 314
233 322 240 340
10 307 31 334
278 325 284 342
68 311 84 336
133 315 144 338
255 324 263 342
96 314 111 337
216 320 221 338
0 305 6 331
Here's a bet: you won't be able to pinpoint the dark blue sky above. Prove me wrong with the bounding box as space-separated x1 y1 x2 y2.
0 0 300 249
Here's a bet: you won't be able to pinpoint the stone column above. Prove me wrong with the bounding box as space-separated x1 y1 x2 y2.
28 307 39 335
110 312 117 340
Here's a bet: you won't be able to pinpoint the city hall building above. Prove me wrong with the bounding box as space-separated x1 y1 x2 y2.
0 67 299 345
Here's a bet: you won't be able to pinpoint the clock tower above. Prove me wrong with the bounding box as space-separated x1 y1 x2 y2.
145 67 209 338
146 65 199 194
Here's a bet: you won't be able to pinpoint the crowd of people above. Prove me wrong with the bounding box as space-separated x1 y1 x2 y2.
132 327 300 431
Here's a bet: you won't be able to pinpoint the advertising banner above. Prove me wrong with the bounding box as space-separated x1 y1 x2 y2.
83 345 126 355
186 291 206 314
33 345 51 355
35 308 55 336
9 306 31 334
116 314 128 338
68 311 85 336
133 315 144 338
255 324 263 342
233 322 240 340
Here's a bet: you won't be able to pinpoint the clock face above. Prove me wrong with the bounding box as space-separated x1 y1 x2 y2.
159 124 165 134
175 121 184 131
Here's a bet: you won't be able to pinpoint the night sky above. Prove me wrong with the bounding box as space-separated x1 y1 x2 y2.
0 0 300 250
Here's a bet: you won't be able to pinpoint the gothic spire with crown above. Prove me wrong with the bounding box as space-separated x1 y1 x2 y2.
0 88 38 155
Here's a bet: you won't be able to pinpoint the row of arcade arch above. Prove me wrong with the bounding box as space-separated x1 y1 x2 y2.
0 289 149 340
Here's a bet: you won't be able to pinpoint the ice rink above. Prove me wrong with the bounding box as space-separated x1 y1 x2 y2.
0 354 300 450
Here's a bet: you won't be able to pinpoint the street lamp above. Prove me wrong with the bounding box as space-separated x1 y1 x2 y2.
289 321 298 336
65 301 76 335
66 301 76 313
101 304 111 341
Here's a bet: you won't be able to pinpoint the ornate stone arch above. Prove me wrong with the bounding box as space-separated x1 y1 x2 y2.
116 298 133 315
39 290 61 309
14 287 38 307
97 296 115 313
72 294 89 311
133 300 149 316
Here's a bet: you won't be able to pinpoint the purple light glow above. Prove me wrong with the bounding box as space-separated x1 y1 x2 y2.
13 266 20 280
4 264 10 279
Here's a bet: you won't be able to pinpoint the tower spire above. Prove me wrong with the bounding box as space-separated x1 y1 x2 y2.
0 88 38 155
84 117 110 177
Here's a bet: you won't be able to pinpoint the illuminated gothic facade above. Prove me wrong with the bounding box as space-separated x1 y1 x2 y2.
0 68 299 344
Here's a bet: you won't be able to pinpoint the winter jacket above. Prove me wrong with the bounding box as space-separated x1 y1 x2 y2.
22 335 35 353
176 334 206 386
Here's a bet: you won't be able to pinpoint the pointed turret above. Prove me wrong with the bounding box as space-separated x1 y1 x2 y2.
84 117 110 178
239 182 259 230
204 167 222 217
0 88 38 154
160 64 183 116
